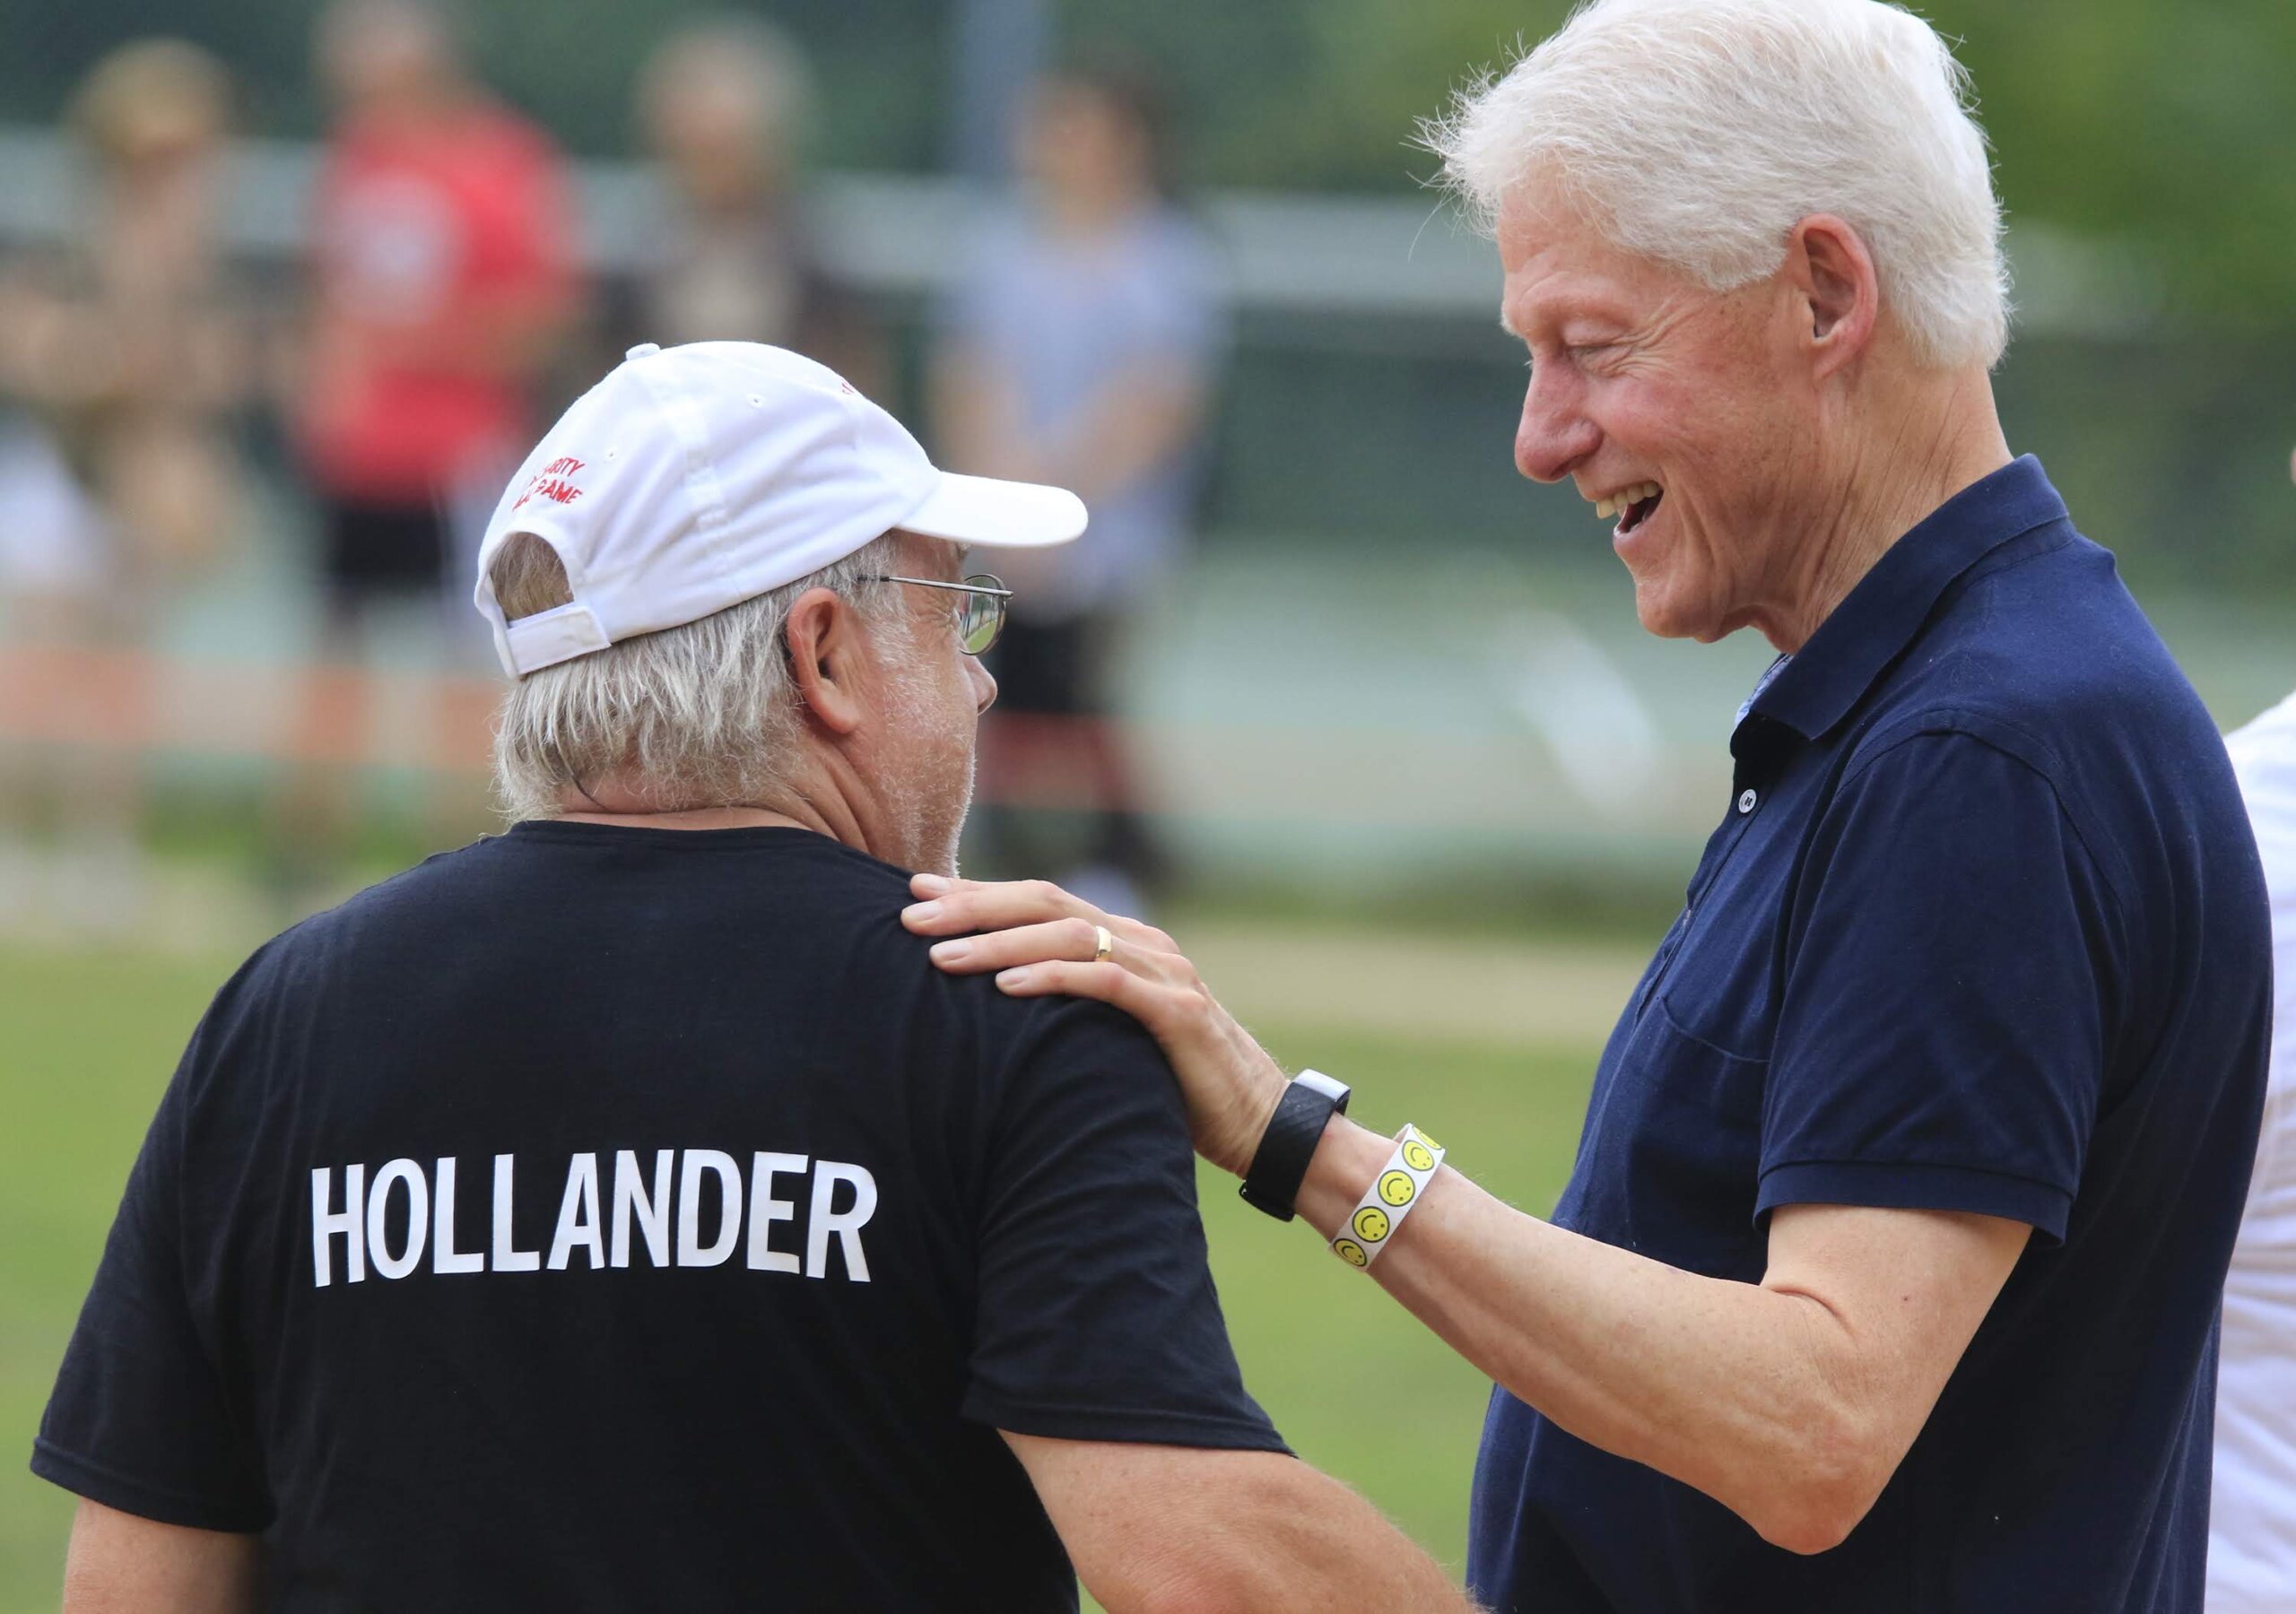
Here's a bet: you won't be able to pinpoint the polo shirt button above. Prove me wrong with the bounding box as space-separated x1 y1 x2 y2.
1737 788 1759 815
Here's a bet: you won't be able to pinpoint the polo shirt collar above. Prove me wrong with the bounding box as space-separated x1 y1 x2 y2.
1748 455 2068 742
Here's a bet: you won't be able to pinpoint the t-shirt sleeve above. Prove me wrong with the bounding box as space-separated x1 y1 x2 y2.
30 1027 272 1531
963 1000 1288 1453
1758 729 2123 1243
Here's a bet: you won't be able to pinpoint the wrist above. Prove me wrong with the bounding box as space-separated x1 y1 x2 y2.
1224 1076 1287 1180
1235 1071 1348 1217
1294 1119 1396 1240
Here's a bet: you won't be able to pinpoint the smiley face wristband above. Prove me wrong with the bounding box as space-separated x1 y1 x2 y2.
1330 1124 1445 1269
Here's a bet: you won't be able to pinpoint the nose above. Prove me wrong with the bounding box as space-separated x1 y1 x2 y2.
969 655 997 716
1513 365 1601 485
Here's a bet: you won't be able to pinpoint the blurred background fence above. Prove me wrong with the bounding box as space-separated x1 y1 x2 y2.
1 4 2293 933
1 0 2294 1601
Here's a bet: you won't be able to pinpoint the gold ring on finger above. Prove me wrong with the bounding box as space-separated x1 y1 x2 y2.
1091 924 1116 964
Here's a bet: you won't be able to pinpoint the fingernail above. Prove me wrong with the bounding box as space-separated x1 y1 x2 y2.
912 873 952 895
996 968 1032 989
904 901 943 924
931 940 970 964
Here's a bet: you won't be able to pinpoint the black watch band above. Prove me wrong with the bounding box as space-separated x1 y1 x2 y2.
1238 1071 1351 1222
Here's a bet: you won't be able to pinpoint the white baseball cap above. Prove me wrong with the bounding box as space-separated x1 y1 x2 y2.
473 341 1088 678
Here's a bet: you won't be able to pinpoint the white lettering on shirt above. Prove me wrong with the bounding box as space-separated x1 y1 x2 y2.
312 1164 367 1287
677 1150 743 1267
612 1148 673 1268
807 1161 878 1283
548 1152 604 1271
366 1158 429 1280
432 1156 484 1274
309 1149 877 1289
491 1152 542 1272
747 1152 807 1273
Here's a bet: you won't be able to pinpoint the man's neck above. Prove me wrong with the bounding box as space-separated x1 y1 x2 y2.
552 766 879 846
552 804 810 833
1767 373 2013 652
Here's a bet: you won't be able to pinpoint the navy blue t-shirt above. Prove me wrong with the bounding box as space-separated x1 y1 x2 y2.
33 824 1284 1610
1468 458 2270 1612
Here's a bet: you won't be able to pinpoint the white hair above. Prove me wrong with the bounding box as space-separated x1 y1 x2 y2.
1423 0 2010 369
487 532 907 821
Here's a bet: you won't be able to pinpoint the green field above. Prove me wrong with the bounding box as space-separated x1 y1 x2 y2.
0 942 1597 1609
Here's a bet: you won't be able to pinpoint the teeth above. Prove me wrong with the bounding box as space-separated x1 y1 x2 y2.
1593 483 1662 523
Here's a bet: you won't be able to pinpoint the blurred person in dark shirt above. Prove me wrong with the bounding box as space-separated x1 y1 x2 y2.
294 0 578 629
622 15 881 394
0 38 254 634
932 59 1225 915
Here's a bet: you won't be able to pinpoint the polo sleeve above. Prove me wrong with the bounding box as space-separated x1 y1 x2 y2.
962 1000 1289 1453
30 1031 272 1531
1758 730 2122 1243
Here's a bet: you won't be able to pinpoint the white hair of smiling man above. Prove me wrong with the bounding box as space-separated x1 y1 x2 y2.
1424 0 2011 370
487 529 909 821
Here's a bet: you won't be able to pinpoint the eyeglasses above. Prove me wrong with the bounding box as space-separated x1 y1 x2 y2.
867 573 1013 655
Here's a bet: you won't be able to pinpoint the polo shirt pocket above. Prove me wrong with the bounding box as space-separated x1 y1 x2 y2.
1594 998 1770 1278
1651 994 1770 1121
1607 992 1763 1285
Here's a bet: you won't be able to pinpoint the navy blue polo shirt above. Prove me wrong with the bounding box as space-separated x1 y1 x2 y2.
1467 457 2270 1613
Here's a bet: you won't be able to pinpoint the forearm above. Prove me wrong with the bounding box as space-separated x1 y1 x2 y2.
63 1501 261 1613
1091 1462 1476 1614
1049 372 1204 502
930 354 1043 483
1295 1120 1871 1550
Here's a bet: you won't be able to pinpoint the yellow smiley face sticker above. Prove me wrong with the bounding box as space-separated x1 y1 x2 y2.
1378 1169 1416 1207
1334 1239 1369 1267
1352 1205 1391 1243
1401 1139 1436 1172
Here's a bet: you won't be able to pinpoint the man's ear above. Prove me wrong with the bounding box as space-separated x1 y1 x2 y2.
1785 213 1880 379
782 586 867 736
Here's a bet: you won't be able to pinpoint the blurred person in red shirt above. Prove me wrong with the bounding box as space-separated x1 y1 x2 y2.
623 15 882 394
296 0 578 628
275 0 578 902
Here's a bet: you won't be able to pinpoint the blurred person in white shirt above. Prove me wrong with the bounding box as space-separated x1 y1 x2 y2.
2210 459 2296 1610
931 56 1225 914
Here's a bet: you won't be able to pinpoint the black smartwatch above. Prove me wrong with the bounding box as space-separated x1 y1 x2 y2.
1238 1070 1352 1222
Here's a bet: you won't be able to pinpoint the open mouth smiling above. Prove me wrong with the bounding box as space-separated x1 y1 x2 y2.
1594 481 1665 539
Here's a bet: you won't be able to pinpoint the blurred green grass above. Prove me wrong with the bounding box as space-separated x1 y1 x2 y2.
0 943 1596 1608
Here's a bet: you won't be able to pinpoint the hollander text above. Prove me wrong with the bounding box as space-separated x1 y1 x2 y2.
310 1150 879 1288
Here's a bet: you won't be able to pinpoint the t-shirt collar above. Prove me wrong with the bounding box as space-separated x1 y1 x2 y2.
1747 455 2069 742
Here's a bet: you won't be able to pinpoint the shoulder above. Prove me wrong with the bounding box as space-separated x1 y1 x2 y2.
744 843 1175 1076
190 837 533 1045
1845 538 2258 938
275 834 517 946
1858 534 2228 805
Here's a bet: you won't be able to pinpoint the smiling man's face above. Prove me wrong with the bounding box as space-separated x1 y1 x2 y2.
1499 183 1827 646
